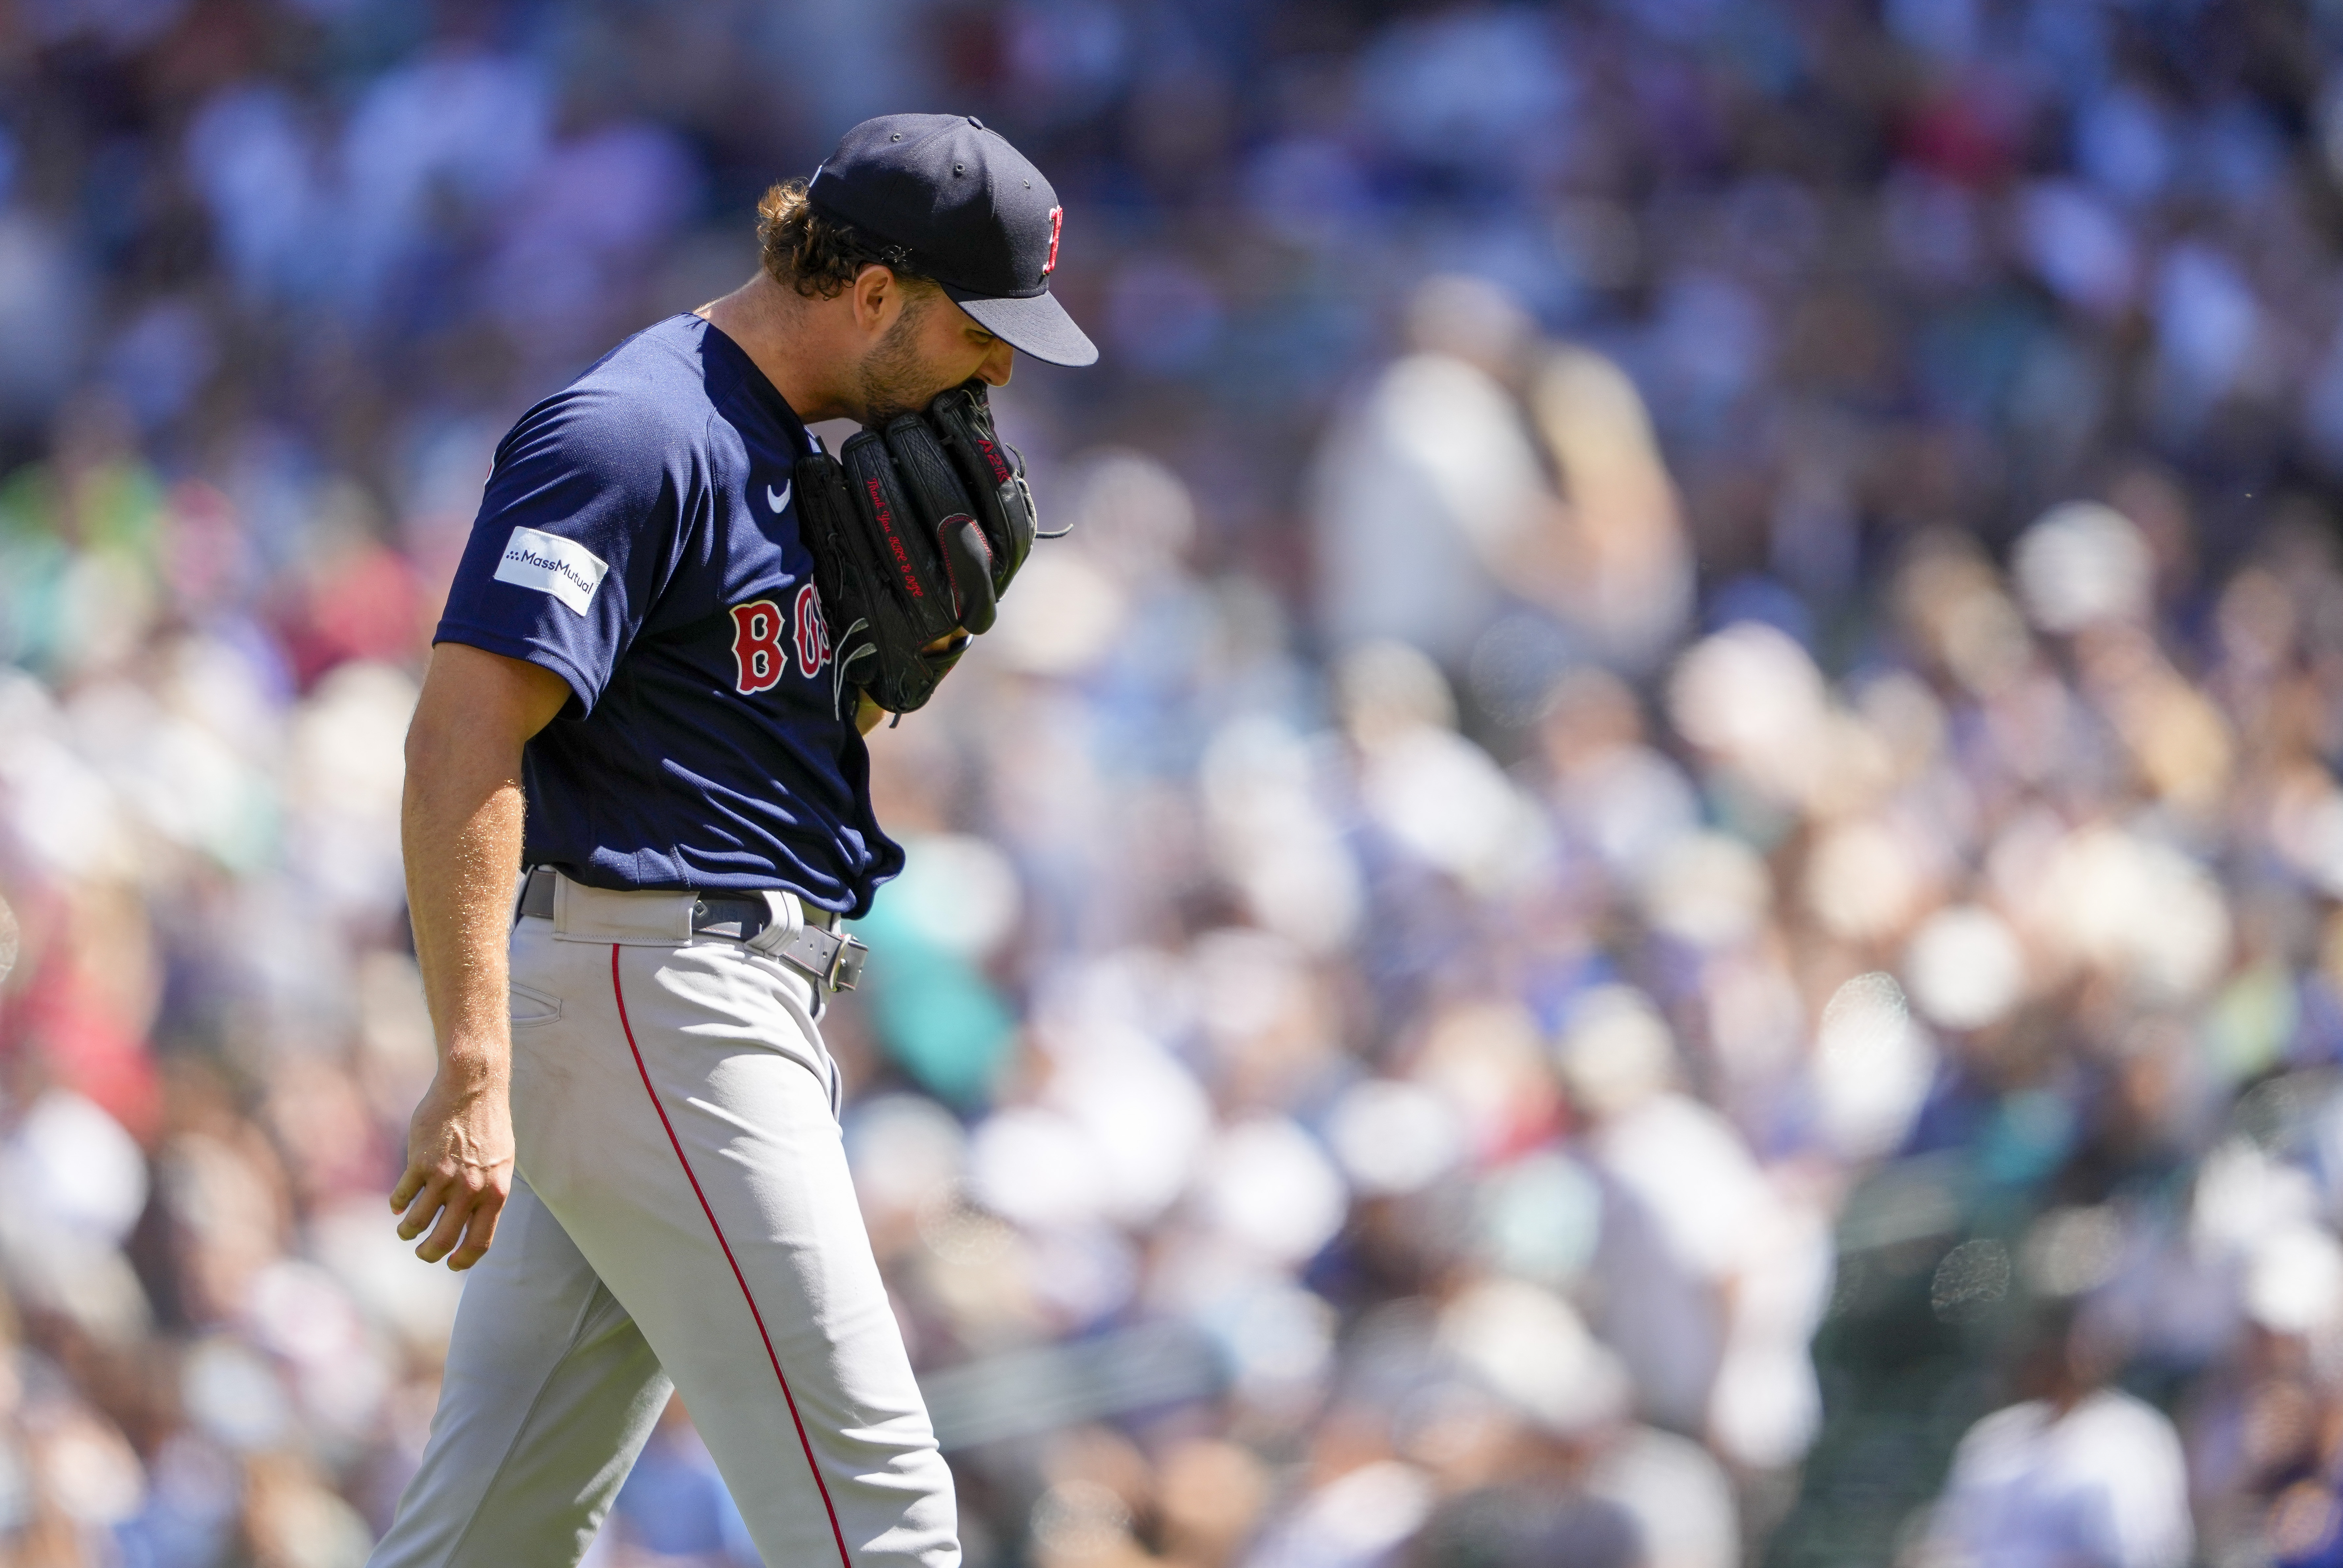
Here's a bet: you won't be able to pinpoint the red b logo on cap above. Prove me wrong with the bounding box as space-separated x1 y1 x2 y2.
1042 207 1063 278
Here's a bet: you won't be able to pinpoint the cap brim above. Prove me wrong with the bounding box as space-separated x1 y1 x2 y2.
945 285 1099 368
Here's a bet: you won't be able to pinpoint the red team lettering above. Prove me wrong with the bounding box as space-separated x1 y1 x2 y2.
729 600 787 694
731 589 830 696
794 583 830 675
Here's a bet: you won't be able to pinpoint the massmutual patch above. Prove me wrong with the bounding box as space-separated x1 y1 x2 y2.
493 525 610 615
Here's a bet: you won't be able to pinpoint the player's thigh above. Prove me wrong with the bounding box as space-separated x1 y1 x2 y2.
538 946 957 1565
370 1175 670 1568
634 1045 955 1567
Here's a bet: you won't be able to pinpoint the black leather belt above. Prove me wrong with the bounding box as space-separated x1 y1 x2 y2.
518 867 868 992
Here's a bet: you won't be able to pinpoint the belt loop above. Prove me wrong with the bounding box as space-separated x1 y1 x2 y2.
746 890 803 955
551 869 571 937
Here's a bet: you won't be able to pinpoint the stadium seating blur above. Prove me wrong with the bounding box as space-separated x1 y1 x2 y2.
1 2 2340 1564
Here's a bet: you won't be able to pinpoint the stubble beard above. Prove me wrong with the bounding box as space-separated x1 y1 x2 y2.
857 294 940 425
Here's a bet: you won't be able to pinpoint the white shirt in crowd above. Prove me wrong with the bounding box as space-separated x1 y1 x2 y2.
1926 1388 2193 1568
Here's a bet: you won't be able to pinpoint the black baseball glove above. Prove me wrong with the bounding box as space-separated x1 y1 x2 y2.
793 382 1054 718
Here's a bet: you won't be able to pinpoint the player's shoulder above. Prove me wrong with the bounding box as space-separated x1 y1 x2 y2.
496 316 723 477
568 313 725 409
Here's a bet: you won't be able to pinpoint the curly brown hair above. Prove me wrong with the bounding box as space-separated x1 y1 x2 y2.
756 178 940 301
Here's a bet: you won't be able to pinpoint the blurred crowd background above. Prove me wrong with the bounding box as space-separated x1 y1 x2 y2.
1 0 2341 1564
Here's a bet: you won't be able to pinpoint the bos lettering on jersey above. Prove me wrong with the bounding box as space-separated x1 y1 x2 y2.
730 600 787 694
730 584 830 695
793 582 831 675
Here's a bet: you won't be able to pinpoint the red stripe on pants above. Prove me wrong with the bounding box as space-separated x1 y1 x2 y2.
610 943 854 1568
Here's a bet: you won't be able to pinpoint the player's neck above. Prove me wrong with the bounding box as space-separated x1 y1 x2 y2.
696 273 858 426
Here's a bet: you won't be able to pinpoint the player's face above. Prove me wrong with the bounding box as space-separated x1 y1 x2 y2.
856 287 1014 424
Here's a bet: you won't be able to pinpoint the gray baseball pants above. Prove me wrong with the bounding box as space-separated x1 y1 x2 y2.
367 874 959 1568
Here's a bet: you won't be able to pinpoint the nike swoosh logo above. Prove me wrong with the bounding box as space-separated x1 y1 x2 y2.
766 481 791 514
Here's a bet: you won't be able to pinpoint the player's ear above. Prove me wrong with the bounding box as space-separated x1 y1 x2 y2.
849 264 896 337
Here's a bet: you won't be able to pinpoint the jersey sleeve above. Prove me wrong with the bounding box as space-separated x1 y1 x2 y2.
434 388 694 715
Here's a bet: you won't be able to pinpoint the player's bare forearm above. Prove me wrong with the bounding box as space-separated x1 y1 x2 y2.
395 642 570 1269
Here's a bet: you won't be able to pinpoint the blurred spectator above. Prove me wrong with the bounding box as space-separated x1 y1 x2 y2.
2 1 2343 1564
1309 275 1689 680
1922 1301 2192 1568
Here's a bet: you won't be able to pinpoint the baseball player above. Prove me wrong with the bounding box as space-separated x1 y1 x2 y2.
369 115 1095 1568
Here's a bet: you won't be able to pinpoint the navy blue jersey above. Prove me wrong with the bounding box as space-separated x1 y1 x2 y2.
435 314 902 915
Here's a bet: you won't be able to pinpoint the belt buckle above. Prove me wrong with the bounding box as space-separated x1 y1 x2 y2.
826 934 868 992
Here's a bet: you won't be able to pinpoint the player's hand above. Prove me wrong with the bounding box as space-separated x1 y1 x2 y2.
855 631 971 734
391 1065 516 1271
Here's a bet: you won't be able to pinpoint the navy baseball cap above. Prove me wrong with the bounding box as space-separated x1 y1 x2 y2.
807 113 1098 368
